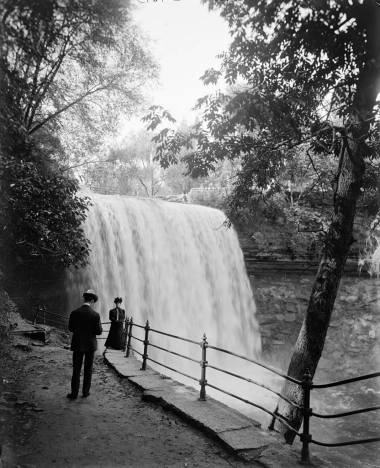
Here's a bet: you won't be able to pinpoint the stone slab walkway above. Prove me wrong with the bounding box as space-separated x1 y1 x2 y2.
104 350 326 468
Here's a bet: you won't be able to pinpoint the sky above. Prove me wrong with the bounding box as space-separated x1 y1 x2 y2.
131 0 231 123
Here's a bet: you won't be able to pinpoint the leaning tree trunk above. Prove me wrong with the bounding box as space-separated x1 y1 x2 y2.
273 48 380 443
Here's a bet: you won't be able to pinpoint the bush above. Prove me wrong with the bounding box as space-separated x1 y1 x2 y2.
0 132 92 270
188 187 228 210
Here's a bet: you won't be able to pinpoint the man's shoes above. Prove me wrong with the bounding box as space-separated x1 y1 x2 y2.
67 393 77 400
82 393 90 398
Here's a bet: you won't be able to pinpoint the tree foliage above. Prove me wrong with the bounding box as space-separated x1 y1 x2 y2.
2 0 157 137
143 0 380 442
86 128 211 198
0 0 157 270
0 149 92 269
86 129 167 197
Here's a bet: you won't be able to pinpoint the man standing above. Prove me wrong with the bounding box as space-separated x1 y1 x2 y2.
67 289 103 399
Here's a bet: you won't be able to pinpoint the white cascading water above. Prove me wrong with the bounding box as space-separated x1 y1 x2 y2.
65 191 277 423
65 192 380 467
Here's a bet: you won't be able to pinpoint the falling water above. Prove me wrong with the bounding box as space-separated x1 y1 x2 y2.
65 193 263 401
64 192 380 467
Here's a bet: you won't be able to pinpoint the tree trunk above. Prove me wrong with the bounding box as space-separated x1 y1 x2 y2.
273 55 380 443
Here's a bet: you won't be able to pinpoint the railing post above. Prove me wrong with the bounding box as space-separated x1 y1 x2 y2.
141 320 150 371
126 317 133 358
43 306 46 325
199 333 208 401
123 317 129 353
268 408 278 431
33 306 40 325
300 370 313 465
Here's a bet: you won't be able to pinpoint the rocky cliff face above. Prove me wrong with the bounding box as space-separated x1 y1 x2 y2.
251 275 380 381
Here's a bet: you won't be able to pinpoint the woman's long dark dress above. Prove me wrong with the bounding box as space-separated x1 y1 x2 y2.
105 307 125 350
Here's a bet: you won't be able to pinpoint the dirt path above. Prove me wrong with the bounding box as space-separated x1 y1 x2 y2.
1 327 262 468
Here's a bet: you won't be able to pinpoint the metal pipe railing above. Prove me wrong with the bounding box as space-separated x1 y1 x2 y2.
149 326 200 345
208 344 302 385
32 306 69 322
121 316 380 463
207 363 303 409
39 317 68 327
300 371 312 464
141 321 150 371
312 405 380 419
199 334 207 401
149 342 200 364
144 355 199 383
123 318 130 351
311 436 380 447
32 306 380 462
33 306 69 329
313 372 380 388
130 334 144 344
206 381 301 436
126 318 133 357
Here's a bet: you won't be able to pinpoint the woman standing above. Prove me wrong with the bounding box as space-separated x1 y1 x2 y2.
105 297 125 350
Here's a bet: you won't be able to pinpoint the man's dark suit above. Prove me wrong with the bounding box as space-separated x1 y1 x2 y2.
68 304 103 397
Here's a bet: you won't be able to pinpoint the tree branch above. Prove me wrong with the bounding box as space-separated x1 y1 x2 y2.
28 73 124 135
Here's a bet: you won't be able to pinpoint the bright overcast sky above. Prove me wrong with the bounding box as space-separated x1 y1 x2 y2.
132 0 231 123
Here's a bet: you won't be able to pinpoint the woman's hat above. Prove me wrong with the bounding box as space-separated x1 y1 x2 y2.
83 289 98 303
114 297 122 304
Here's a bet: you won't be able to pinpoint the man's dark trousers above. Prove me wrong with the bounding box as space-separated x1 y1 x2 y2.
71 351 94 397
68 303 103 398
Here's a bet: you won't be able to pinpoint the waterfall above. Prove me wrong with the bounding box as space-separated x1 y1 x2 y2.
66 193 265 418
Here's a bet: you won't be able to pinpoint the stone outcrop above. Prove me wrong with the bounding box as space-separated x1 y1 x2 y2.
251 275 380 381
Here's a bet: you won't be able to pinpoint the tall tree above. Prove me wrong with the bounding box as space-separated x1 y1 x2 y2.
2 0 157 133
144 0 380 441
86 129 170 197
0 0 158 270
118 129 169 197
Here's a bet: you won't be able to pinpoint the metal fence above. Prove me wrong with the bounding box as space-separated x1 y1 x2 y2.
31 307 380 463
123 317 380 464
32 306 69 329
32 307 116 336
32 307 118 339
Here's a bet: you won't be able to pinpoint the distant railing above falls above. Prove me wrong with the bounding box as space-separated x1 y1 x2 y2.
115 317 380 465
